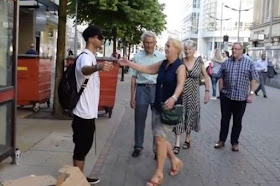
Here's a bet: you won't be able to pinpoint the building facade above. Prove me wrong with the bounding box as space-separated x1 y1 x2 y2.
199 0 254 58
181 0 201 42
181 0 254 58
19 0 59 59
0 0 18 162
249 0 280 69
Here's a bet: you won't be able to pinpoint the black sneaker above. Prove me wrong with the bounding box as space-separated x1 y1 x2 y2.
87 177 100 184
132 149 141 158
264 95 267 98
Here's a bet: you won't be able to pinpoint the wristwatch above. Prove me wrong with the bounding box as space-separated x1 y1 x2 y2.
250 91 254 95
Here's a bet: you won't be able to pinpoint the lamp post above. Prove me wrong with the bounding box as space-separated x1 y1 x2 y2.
207 14 230 49
224 0 252 42
74 0 78 56
269 0 274 44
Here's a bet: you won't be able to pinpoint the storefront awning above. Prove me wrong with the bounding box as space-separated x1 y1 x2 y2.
20 0 58 10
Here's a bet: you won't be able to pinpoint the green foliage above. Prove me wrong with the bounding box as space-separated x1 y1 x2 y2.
68 0 166 45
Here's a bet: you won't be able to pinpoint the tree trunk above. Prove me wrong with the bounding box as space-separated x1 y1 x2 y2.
112 28 117 53
128 44 131 60
122 39 127 56
53 0 68 116
103 39 106 57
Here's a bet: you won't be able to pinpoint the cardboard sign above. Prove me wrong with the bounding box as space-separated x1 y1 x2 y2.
56 166 90 186
1 175 56 186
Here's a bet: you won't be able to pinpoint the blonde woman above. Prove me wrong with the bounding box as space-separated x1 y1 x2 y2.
120 38 186 185
173 40 210 154
210 48 224 100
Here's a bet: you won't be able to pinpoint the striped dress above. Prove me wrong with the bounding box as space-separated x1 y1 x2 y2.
174 57 202 134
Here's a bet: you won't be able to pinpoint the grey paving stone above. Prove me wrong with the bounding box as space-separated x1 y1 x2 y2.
92 83 280 186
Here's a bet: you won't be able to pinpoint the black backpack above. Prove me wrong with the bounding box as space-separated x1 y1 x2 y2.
58 52 88 110
267 65 277 78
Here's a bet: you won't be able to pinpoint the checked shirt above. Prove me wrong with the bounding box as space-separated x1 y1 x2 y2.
217 56 258 101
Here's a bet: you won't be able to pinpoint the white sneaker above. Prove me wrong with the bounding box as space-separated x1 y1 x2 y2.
210 96 217 100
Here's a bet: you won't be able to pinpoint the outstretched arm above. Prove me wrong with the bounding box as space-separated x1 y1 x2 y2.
119 59 162 74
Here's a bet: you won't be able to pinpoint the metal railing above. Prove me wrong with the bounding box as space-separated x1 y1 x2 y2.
247 47 280 70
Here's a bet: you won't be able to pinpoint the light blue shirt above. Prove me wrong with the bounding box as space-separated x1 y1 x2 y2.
255 59 268 72
130 50 165 84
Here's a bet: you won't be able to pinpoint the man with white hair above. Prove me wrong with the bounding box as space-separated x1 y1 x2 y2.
130 31 165 158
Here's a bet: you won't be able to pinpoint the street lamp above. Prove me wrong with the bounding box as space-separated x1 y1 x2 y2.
208 12 231 49
224 0 252 42
74 0 78 56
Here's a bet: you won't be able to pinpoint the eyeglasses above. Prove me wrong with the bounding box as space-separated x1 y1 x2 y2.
232 48 242 51
94 35 104 41
143 42 155 45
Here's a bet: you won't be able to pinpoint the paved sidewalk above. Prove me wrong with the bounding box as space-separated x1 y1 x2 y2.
0 75 127 182
265 74 280 89
90 79 280 186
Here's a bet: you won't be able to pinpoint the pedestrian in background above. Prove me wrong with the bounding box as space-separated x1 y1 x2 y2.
25 43 38 55
214 42 258 152
120 38 186 186
222 51 229 61
130 31 165 158
210 48 224 100
173 40 210 154
71 25 114 185
255 53 268 98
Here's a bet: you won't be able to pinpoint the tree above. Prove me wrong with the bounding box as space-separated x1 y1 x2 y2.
53 0 68 116
68 0 166 52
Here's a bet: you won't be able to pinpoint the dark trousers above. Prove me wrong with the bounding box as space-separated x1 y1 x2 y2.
72 115 95 161
255 72 267 96
219 93 247 145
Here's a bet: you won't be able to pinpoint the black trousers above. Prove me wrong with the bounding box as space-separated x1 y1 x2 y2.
72 115 95 161
219 93 247 145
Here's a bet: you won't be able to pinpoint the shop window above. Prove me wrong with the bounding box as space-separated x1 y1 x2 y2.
0 0 13 87
0 102 12 153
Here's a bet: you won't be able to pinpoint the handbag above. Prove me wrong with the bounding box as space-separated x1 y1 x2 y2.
206 62 212 76
160 104 183 125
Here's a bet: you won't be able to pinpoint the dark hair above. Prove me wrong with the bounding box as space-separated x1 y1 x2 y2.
224 51 229 58
82 25 102 42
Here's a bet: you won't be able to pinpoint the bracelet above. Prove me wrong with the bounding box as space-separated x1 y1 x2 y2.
171 95 178 101
96 64 101 71
94 64 100 72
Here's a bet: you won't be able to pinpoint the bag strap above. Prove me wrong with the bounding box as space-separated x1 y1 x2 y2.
78 79 89 96
75 52 89 96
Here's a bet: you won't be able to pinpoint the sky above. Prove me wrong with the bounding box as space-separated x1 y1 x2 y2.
159 0 185 30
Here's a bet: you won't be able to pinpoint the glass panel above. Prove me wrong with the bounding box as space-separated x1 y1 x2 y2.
0 102 12 153
0 0 14 87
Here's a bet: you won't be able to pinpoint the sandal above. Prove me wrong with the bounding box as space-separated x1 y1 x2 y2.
182 141 190 149
173 146 180 154
146 177 163 186
169 158 183 176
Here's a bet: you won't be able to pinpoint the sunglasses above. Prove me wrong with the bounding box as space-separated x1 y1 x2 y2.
94 35 104 41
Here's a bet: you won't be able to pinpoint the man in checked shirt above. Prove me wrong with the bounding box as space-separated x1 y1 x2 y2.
214 42 259 151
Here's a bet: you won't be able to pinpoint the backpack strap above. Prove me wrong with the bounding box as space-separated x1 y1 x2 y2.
78 79 89 96
75 52 89 96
